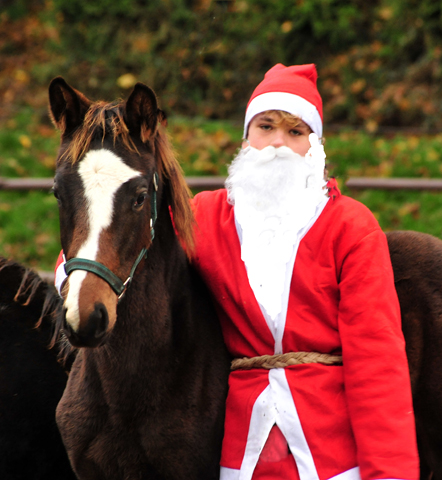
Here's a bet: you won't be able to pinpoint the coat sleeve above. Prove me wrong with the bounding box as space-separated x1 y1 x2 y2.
337 228 419 479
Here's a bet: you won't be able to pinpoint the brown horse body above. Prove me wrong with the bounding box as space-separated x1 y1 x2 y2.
387 231 442 480
49 79 230 480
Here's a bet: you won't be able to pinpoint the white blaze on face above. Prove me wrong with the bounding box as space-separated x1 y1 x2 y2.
64 149 141 330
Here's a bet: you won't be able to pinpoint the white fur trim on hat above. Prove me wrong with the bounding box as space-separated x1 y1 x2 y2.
244 92 323 139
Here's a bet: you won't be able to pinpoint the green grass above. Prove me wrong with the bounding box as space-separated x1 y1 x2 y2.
325 131 442 238
1 110 442 272
0 190 60 270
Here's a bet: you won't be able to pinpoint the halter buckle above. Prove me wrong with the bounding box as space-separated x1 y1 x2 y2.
118 277 132 301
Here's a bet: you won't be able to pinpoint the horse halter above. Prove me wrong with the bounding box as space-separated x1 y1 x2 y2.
64 172 159 302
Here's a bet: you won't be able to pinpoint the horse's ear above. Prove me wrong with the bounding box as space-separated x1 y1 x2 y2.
49 77 91 136
125 83 159 143
158 109 168 128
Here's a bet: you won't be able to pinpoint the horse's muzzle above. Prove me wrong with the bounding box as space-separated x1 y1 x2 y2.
62 303 109 348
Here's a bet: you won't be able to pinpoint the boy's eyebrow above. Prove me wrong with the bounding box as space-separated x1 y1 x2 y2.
256 115 277 123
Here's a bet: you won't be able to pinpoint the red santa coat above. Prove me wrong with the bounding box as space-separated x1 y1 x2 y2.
191 186 419 480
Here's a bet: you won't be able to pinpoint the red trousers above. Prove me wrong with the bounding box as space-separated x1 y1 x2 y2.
252 425 299 480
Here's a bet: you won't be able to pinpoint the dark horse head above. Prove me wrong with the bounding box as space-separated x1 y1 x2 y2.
49 78 194 348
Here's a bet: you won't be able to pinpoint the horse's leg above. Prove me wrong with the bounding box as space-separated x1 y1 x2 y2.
395 289 432 479
409 313 442 480
415 425 433 480
415 390 442 480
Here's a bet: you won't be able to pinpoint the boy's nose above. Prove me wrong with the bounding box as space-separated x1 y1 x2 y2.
270 131 286 148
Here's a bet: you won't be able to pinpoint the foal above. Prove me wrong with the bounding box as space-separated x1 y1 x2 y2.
50 78 231 480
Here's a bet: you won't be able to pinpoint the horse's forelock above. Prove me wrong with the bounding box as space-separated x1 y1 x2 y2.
60 101 139 165
155 129 195 255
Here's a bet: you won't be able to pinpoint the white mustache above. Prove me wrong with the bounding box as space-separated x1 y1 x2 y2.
242 145 302 165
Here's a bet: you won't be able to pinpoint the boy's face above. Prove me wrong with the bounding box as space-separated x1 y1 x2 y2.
243 111 312 156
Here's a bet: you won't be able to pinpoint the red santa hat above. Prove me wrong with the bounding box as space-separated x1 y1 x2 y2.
244 63 323 139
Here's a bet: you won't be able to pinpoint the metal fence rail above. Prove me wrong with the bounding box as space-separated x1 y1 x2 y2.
0 177 54 190
345 177 442 191
0 176 227 191
3 176 442 191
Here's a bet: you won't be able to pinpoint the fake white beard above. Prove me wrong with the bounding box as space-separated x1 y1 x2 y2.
225 142 327 321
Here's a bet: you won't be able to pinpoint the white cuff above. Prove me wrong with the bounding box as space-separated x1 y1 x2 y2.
55 254 67 296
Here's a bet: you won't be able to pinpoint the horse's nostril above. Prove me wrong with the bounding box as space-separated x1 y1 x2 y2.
90 303 109 340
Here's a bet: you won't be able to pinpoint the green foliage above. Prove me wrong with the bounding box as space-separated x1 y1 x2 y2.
1 0 44 19
3 0 442 130
29 0 442 131
0 108 58 178
169 116 241 175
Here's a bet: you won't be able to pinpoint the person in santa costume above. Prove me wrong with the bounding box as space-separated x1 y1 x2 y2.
55 64 419 480
189 64 419 480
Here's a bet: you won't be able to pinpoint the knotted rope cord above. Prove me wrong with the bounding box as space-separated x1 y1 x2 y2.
231 351 343 371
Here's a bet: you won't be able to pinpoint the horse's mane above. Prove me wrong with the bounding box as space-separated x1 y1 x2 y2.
0 257 75 367
0 258 60 320
60 101 195 253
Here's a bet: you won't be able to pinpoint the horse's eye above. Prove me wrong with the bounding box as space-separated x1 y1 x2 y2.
134 194 146 208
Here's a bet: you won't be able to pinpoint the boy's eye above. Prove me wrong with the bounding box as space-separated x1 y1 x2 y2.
260 124 273 131
290 129 302 136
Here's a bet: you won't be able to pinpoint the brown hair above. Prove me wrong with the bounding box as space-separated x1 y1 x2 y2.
260 110 313 132
248 110 327 146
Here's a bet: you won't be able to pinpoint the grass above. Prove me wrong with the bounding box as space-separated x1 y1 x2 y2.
0 190 60 270
1 109 442 272
326 131 442 238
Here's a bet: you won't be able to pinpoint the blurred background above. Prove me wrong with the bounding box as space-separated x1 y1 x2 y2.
1 0 442 272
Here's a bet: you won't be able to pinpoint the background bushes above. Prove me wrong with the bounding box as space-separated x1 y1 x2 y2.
2 0 442 131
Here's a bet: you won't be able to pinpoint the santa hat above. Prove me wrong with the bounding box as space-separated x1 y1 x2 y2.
243 63 323 138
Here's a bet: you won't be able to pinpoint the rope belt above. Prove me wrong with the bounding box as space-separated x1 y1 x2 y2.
231 351 343 371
